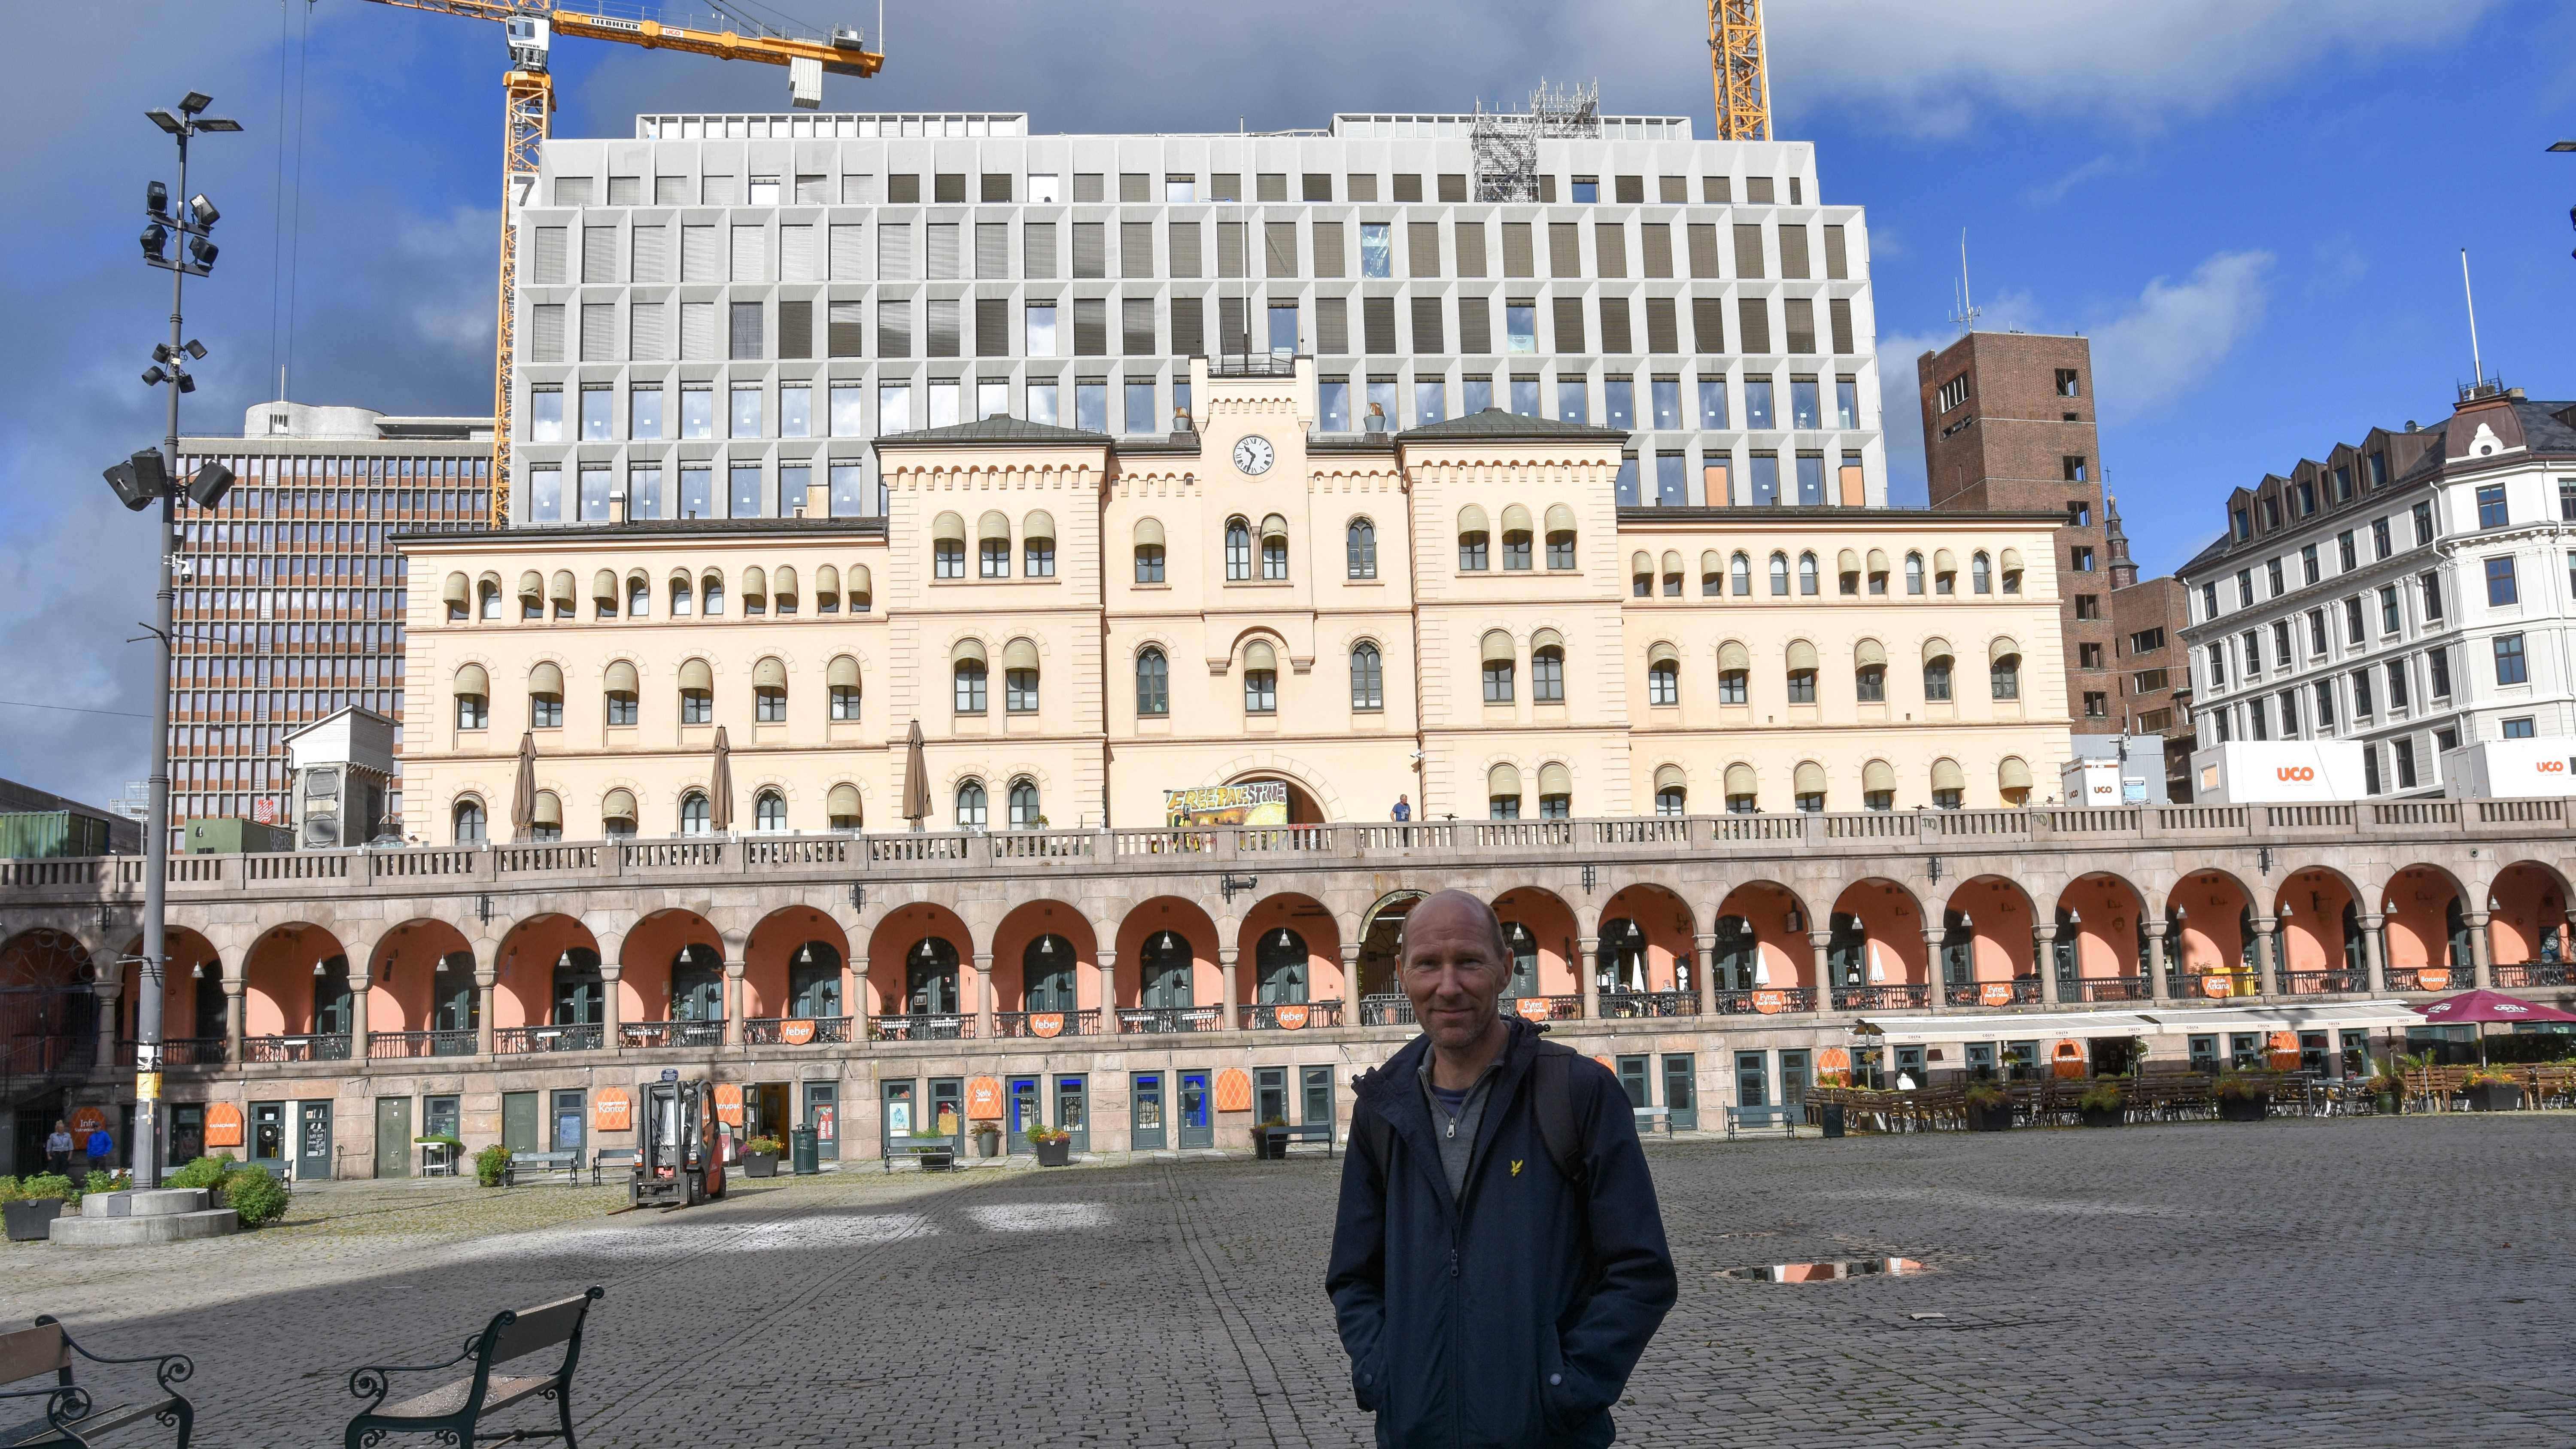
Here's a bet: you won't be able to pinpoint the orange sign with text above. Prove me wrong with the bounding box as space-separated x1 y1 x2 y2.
2417 968 2451 992
205 1102 243 1148
1030 1012 1065 1038
1817 1047 1852 1072
1751 989 1786 1014
966 1076 1004 1119
1978 982 2013 1007
780 1018 816 1045
1273 1004 1310 1031
71 1106 109 1136
1214 1069 1253 1112
714 1082 744 1126
2200 973 2233 999
2266 1030 2300 1069
1515 997 1553 1022
2050 1040 2086 1079
592 1087 631 1132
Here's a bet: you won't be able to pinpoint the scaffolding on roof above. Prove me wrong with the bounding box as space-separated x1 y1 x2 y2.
1471 78 1599 203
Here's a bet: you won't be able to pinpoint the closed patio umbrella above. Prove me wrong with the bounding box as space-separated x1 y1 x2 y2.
709 726 735 833
902 719 931 830
1868 942 1886 984
509 732 537 839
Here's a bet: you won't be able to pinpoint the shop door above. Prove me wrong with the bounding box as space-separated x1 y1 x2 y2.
1732 1052 1769 1109
882 1080 918 1142
1615 1055 1650 1109
1176 1070 1213 1149
169 1103 205 1167
251 1101 288 1168
927 1078 964 1147
1300 1067 1333 1130
551 1090 586 1154
501 1091 540 1152
1779 1050 1813 1121
803 1083 838 1160
374 1098 411 1178
1893 1045 1926 1087
1130 1072 1166 1150
750 1084 790 1143
1661 1054 1697 1130
1054 1076 1088 1152
1254 1067 1288 1125
297 1101 334 1182
1007 1076 1042 1152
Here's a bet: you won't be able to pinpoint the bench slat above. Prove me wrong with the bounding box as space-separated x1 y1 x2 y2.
0 1327 67 1388
488 1297 591 1363
382 1374 556 1421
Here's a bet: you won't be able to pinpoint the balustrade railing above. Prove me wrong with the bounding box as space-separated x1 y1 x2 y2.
1504 994 1584 1020
743 1015 853 1045
870 1013 972 1041
1358 993 1416 1027
2384 965 2461 992
1239 1000 1344 1030
1713 987 1816 1015
1829 983 1930 1011
161 1036 229 1066
366 1030 477 1060
240 1033 350 1063
993 1009 1101 1038
2280 968 2366 996
1943 978 2042 1008
1597 990 1698 1018
2493 961 2574 989
495 1024 605 1054
2065 976 2151 1003
620 1021 724 1049
1116 1005 1225 1034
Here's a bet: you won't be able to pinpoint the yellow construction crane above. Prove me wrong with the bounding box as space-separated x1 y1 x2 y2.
360 1 884 525
1707 0 1770 141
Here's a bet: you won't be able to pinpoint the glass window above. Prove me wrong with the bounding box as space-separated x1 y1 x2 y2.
1350 643 1384 710
529 388 563 442
729 465 762 518
1835 377 1859 428
1506 305 1537 353
2486 555 2518 606
779 385 811 439
1548 527 1576 570
1744 378 1774 428
1318 379 1351 432
981 532 1010 579
1604 378 1634 429
1790 377 1820 428
1076 382 1108 432
2477 483 2508 528
1244 666 1277 713
935 538 966 580
1483 655 1515 704
1459 528 1488 571
955 780 987 829
1024 304 1058 356
1125 381 1157 434
1347 519 1377 579
1225 518 1252 580
1361 224 1392 278
580 387 613 440
2495 633 2528 685
1464 376 1492 413
1795 454 1825 505
1533 646 1564 703
729 385 762 437
1005 667 1039 713
1651 377 1681 428
1698 378 1729 428
1557 380 1588 424
1648 661 1677 706
1133 537 1164 584
954 660 987 713
1136 649 1170 715
1719 665 1747 705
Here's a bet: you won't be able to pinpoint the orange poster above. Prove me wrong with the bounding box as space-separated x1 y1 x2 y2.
1515 998 1553 1022
1030 1012 1065 1038
966 1076 1004 1119
1978 983 2012 1007
1751 989 1785 1014
1213 1069 1252 1112
71 1106 109 1136
780 1019 816 1045
1273 1004 1309 1031
592 1087 631 1132
714 1082 744 1126
205 1102 243 1148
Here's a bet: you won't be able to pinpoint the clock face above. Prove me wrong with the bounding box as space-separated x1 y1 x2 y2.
1233 434 1276 476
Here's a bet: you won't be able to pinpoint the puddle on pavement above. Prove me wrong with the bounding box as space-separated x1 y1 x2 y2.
1725 1256 1925 1284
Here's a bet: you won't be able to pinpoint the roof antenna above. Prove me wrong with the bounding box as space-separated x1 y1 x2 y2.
2460 248 2489 394
1948 229 1981 335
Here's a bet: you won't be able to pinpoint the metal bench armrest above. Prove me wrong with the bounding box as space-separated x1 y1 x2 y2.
36 1318 197 1397
346 1346 476 1411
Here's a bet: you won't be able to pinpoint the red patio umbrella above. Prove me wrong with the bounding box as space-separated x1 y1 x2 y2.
2413 989 2576 1064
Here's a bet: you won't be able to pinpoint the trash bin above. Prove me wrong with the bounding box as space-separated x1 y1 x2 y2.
789 1125 819 1176
1820 1104 1846 1139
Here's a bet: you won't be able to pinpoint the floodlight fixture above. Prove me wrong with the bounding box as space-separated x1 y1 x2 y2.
188 194 218 229
140 364 167 386
152 342 174 363
195 118 242 133
140 221 168 263
186 236 217 270
176 373 196 393
146 180 169 218
2550 140 2576 152
178 91 213 115
183 339 206 360
145 108 181 134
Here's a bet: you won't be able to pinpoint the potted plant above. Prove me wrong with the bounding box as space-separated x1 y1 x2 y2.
2076 1080 2124 1129
907 1130 955 1171
474 1143 513 1188
969 1120 1002 1159
741 1135 784 1177
2462 1067 2524 1112
1962 1083 2013 1132
5 1173 74 1241
1028 1122 1073 1168
1252 1117 1291 1159
2214 1072 2270 1122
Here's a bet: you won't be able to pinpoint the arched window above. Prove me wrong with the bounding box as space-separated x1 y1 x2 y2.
1923 638 1956 702
1007 777 1041 829
1932 550 1956 597
907 937 961 1015
1990 638 2023 701
1545 504 1578 569
788 941 842 1018
626 573 650 617
1837 550 1860 596
517 571 543 620
1504 921 1541 996
1729 551 1752 596
1904 552 1925 596
671 945 723 1023
1716 641 1750 705
1023 510 1057 577
1999 756 2033 807
753 657 787 722
668 574 693 616
552 948 603 1027
1531 632 1566 704
1133 517 1166 583
1023 935 1076 1011
953 641 988 714
742 565 768 616
1654 764 1688 817
828 656 861 721
1002 638 1040 714
1242 639 1279 713
1798 551 1820 596
434 954 479 1032
1481 631 1516 704
477 577 501 620
528 790 562 842
1971 551 1993 594
1786 640 1819 704
1930 757 1965 810
443 573 469 622
1459 521 1490 572
934 511 967 580
1350 642 1384 711
1139 930 1193 1008
602 789 638 839
605 660 639 726
1724 763 1758 814
1793 760 1827 813
679 791 711 835
1866 549 1890 596
453 664 489 731
1768 552 1790 596
1597 918 1646 993
1646 643 1679 707
1630 551 1653 598
1347 517 1378 579
1854 639 1887 703
1255 927 1309 1002
1487 762 1523 820
1537 762 1571 819
826 783 862 832
979 510 1012 578
1260 513 1289 580
701 571 726 614
1501 505 1533 571
1224 516 1253 580
452 796 486 844
754 789 787 832
2001 548 2024 594
1862 760 1898 813
955 778 988 830
1136 647 1170 716
1701 550 1723 597
678 659 713 725
1661 550 1683 598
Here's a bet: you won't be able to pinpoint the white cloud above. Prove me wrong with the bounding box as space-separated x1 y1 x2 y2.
1768 0 2508 134
2089 252 2274 417
1874 329 1948 506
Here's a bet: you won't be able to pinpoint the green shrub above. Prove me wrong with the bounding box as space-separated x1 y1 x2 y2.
82 1170 131 1199
0 1178 22 1205
1962 1083 2011 1111
745 1136 785 1155
2076 1081 2124 1113
474 1144 513 1188
16 1174 74 1204
2212 1071 2268 1101
224 1166 291 1227
167 1156 233 1191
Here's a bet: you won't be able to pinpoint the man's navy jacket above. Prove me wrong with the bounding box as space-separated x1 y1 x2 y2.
1326 1018 1677 1447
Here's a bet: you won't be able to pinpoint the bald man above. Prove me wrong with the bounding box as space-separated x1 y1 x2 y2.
1326 889 1674 1448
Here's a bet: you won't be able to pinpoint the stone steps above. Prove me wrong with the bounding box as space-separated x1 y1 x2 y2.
46 1188 239 1247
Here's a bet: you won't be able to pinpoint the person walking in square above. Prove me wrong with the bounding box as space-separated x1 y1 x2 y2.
1327 890 1675 1447
84 1123 115 1178
45 1120 73 1177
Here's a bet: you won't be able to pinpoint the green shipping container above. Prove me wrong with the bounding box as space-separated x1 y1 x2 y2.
0 811 112 860
182 818 295 854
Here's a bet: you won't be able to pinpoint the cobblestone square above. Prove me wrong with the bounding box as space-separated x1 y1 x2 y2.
6 1117 2572 1447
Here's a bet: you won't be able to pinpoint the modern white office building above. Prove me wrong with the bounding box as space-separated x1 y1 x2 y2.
505 104 1885 525
2178 384 2576 797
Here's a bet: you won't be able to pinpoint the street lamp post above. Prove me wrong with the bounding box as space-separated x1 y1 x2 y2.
111 92 240 1188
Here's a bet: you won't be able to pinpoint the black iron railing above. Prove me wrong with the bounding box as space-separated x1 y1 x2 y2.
2067 976 2151 1003
1597 990 1698 1018
240 1033 351 1063
871 1013 973 1041
994 1009 1101 1038
161 1036 230 1066
1358 994 1415 1027
1713 987 1816 1015
1829 983 1930 1011
744 1016 853 1045
2280 969 2366 996
367 1030 477 1059
1116 1005 1224 1034
620 1021 724 1049
1240 1000 1345 1030
2492 961 2573 988
495 1024 605 1054
1943 978 2041 1008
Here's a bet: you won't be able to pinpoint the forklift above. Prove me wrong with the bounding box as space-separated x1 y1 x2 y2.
632 1076 729 1207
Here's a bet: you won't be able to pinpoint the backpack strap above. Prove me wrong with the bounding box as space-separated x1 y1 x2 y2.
1528 1044 1590 1188
1349 1072 1394 1175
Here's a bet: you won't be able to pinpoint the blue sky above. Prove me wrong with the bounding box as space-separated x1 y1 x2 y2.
4 0 2573 804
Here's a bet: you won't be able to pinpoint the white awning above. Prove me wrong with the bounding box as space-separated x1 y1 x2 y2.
1851 1000 2425 1043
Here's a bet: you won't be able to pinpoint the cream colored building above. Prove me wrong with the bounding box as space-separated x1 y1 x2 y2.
395 365 2070 841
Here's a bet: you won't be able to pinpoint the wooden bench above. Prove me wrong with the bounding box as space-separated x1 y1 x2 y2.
1725 1105 1796 1140
1633 1107 1674 1137
879 1138 957 1173
502 1151 579 1187
1275 1123 1335 1157
588 1149 636 1187
341 1288 602 1449
0 1315 194 1449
